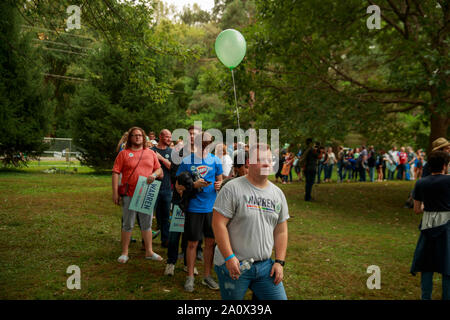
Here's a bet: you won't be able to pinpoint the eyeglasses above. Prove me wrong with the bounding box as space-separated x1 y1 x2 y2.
131 134 143 137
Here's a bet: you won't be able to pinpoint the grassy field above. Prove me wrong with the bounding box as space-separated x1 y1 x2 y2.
0 167 439 300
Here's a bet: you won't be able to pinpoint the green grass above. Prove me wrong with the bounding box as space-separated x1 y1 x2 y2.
0 168 437 300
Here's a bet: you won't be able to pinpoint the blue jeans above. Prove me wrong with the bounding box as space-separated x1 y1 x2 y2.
214 259 287 300
167 231 183 265
387 169 395 180
368 167 375 182
337 161 343 181
155 190 172 244
359 167 366 182
421 272 450 300
343 166 352 180
405 163 411 180
325 164 334 180
317 163 325 183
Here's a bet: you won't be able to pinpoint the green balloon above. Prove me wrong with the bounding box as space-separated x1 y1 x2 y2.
215 29 246 69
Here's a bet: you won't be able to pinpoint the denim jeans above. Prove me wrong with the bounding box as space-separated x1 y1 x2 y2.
421 272 450 300
343 166 352 180
387 169 395 180
155 190 172 244
359 167 366 182
397 164 405 179
337 161 343 181
368 167 375 182
405 163 411 180
304 170 316 201
325 164 334 180
214 259 287 300
317 163 325 183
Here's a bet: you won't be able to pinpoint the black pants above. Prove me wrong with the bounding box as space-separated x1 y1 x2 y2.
304 169 316 201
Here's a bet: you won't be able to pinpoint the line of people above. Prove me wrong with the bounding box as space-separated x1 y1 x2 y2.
112 125 289 299
276 144 428 184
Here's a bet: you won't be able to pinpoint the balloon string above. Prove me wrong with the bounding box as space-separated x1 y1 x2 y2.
231 68 241 136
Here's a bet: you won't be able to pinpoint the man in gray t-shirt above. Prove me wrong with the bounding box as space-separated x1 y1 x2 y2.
212 143 289 300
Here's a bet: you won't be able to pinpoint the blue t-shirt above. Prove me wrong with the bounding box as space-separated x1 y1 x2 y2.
176 153 223 213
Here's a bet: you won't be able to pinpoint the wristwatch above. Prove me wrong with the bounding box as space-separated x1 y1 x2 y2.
275 259 285 267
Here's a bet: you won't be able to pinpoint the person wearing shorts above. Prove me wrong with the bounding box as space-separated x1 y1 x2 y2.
112 127 163 264
175 131 223 292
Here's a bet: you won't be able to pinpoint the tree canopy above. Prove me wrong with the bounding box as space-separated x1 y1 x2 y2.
1 0 447 168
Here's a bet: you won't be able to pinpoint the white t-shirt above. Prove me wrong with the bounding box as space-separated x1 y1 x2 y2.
326 152 336 165
221 154 233 177
213 176 290 265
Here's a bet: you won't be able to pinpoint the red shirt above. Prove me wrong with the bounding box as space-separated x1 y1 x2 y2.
399 152 408 165
112 148 161 197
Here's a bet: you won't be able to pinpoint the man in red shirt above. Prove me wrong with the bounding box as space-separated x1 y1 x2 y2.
398 147 408 180
112 127 163 263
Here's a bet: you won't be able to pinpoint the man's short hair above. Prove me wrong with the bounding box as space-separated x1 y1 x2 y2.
428 151 450 173
233 150 249 168
159 129 170 137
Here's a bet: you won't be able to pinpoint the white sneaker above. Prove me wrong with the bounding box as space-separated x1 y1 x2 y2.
183 265 199 275
164 264 175 276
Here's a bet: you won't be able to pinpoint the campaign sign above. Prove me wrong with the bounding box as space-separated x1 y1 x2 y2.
169 204 185 233
129 176 161 215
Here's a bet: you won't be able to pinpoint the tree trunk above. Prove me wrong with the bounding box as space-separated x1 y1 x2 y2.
428 113 450 154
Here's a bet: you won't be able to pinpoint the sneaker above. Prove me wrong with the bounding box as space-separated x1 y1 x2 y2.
184 276 195 292
202 276 219 290
164 264 175 276
183 265 199 275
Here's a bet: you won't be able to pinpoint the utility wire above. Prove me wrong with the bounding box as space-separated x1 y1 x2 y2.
32 39 94 51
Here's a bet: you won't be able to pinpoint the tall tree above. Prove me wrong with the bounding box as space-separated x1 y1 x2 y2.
70 2 189 169
0 1 53 166
247 0 449 151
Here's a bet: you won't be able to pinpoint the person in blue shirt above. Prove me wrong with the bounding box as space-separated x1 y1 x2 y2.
175 131 223 293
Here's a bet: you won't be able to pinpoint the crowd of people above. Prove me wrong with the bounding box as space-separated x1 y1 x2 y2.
111 126 449 300
276 144 429 185
112 125 289 300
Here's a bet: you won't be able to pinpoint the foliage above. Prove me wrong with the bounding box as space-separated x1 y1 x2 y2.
70 16 188 169
246 0 449 151
0 1 53 167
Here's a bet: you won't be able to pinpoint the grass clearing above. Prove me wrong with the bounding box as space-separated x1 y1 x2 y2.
0 169 432 299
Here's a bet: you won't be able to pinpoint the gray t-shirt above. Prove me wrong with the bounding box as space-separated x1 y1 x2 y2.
213 176 290 266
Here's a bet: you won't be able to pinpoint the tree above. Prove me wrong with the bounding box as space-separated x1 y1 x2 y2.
70 3 189 170
0 1 53 166
178 3 211 25
247 0 449 151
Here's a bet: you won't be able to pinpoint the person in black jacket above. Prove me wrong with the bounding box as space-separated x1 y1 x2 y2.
410 150 450 300
299 138 319 201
